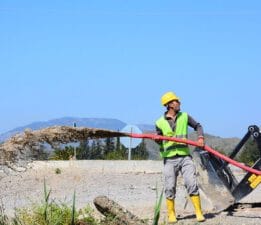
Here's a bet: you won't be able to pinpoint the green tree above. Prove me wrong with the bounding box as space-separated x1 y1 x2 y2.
131 139 149 160
104 137 125 159
116 136 121 151
49 146 74 160
104 137 115 155
77 139 90 159
105 147 127 160
238 139 260 165
48 137 150 161
88 139 103 159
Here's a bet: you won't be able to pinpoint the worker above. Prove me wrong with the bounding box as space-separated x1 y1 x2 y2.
155 91 205 224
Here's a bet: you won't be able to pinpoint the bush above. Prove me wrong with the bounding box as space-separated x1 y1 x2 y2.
55 168 61 174
238 139 259 166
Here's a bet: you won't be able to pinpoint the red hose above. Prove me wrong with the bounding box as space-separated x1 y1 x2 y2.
128 133 261 176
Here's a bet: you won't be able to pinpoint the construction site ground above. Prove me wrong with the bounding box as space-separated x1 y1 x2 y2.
1 160 261 225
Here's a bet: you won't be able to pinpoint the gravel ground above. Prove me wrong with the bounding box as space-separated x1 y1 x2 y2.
0 160 260 225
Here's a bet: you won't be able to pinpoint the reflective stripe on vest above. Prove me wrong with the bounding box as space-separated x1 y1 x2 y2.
156 112 190 158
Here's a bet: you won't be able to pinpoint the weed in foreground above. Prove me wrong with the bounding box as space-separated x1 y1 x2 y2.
152 184 164 225
2 179 99 225
0 203 9 225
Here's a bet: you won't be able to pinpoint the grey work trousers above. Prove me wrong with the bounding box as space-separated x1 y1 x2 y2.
163 155 199 199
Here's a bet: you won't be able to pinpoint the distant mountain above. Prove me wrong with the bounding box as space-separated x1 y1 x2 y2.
136 124 155 132
189 132 240 154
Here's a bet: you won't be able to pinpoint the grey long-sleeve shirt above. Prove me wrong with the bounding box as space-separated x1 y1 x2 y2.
155 112 204 138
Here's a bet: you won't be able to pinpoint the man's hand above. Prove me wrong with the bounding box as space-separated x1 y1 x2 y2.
197 136 205 148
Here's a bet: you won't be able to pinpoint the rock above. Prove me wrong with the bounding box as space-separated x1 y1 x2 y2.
93 195 147 225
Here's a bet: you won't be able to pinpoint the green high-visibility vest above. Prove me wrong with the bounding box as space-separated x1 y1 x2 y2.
155 112 190 158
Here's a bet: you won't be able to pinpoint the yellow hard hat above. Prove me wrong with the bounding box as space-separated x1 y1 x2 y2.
161 91 180 106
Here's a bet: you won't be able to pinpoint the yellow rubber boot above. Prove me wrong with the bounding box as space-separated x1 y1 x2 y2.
166 198 177 224
190 195 205 222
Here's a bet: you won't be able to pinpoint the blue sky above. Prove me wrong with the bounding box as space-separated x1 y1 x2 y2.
1 0 260 138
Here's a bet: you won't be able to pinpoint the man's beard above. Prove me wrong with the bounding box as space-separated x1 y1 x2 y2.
174 108 180 113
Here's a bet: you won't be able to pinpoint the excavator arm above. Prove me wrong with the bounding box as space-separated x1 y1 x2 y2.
193 125 261 212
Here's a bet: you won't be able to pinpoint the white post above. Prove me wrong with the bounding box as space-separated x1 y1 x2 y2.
128 127 133 160
73 122 77 160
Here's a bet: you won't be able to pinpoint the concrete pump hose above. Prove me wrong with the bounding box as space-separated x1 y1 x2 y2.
128 133 261 176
